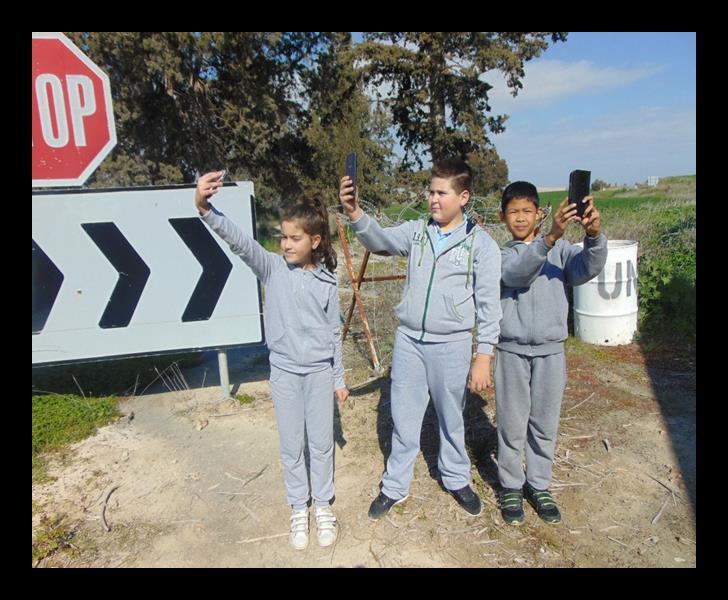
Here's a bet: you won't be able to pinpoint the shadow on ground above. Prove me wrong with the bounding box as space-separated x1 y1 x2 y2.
638 333 696 515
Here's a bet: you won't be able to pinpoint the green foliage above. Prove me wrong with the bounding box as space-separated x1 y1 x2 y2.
32 514 77 563
66 32 396 220
537 190 567 208
637 213 695 340
593 179 696 341
300 33 396 210
357 32 567 169
61 32 572 217
591 179 608 191
32 394 120 459
468 146 509 196
258 233 281 253
234 393 256 405
32 393 121 483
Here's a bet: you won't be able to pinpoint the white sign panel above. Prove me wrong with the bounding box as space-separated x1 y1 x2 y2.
32 182 263 365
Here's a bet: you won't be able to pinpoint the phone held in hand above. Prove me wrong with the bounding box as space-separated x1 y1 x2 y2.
568 170 591 218
346 153 357 192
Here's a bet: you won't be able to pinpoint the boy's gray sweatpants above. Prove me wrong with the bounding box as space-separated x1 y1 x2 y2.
382 330 473 500
494 349 566 491
270 364 335 511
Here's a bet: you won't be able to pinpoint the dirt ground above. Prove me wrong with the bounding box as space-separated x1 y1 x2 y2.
32 243 696 569
32 333 696 568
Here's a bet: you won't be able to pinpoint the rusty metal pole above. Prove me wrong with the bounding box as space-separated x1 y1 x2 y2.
342 250 370 341
360 274 406 283
336 214 382 372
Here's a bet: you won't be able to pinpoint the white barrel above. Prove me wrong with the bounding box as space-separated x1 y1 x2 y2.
573 240 638 346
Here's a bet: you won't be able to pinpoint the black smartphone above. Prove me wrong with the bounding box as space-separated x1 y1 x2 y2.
345 152 357 192
568 170 591 218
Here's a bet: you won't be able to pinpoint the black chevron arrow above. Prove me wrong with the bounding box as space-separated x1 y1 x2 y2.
32 239 64 334
169 218 232 322
81 222 151 329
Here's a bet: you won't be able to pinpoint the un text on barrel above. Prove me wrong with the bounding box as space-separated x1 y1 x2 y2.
573 240 638 346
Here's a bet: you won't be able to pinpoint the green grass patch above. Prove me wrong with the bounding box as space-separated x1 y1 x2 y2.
383 201 428 221
537 190 568 207
32 514 78 564
234 393 255 405
32 394 120 482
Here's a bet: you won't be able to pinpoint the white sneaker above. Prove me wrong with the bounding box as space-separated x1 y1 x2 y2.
289 508 309 550
314 505 338 547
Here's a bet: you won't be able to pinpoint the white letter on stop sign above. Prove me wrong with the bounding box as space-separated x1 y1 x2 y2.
35 74 96 148
36 74 69 148
66 75 96 147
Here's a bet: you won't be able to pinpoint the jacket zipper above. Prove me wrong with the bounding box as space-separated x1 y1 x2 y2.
419 227 473 339
419 228 437 340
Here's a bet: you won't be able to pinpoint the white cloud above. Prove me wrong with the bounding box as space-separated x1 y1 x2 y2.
486 60 666 112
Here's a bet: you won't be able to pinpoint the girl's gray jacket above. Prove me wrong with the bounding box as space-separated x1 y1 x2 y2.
201 205 345 389
350 212 502 355
497 233 608 356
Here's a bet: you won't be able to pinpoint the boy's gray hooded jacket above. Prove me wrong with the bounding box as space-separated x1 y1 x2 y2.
201 205 345 389
350 213 501 355
498 233 608 356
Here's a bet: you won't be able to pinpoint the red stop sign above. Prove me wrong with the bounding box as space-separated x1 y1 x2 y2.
32 32 116 187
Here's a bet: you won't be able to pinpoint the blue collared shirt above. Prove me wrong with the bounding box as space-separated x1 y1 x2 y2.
434 220 466 256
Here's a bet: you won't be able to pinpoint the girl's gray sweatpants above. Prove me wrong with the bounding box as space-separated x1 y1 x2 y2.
494 349 566 491
381 330 473 500
270 364 334 511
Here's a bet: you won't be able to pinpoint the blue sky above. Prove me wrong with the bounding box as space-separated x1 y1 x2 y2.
353 32 696 188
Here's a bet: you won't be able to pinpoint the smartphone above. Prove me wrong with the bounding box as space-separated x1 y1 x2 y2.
568 170 591 218
345 153 357 192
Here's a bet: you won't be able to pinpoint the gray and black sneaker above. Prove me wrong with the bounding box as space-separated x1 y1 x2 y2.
368 492 408 521
499 487 525 525
448 485 482 516
524 483 561 524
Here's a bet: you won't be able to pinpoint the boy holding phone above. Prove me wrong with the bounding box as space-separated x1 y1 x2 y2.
495 181 607 525
340 157 502 520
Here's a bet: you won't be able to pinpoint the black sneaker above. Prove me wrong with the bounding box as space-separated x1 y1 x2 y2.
524 483 561 524
498 487 525 525
448 485 482 516
368 492 408 521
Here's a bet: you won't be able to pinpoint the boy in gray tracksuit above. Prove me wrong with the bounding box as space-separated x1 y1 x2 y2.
195 172 348 550
339 158 502 519
495 181 607 525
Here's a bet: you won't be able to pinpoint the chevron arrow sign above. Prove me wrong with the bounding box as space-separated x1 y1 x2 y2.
32 182 263 365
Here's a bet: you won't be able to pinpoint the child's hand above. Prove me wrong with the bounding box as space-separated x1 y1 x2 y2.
579 196 602 237
335 387 349 407
339 176 362 220
545 197 580 247
467 354 493 393
195 171 225 214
